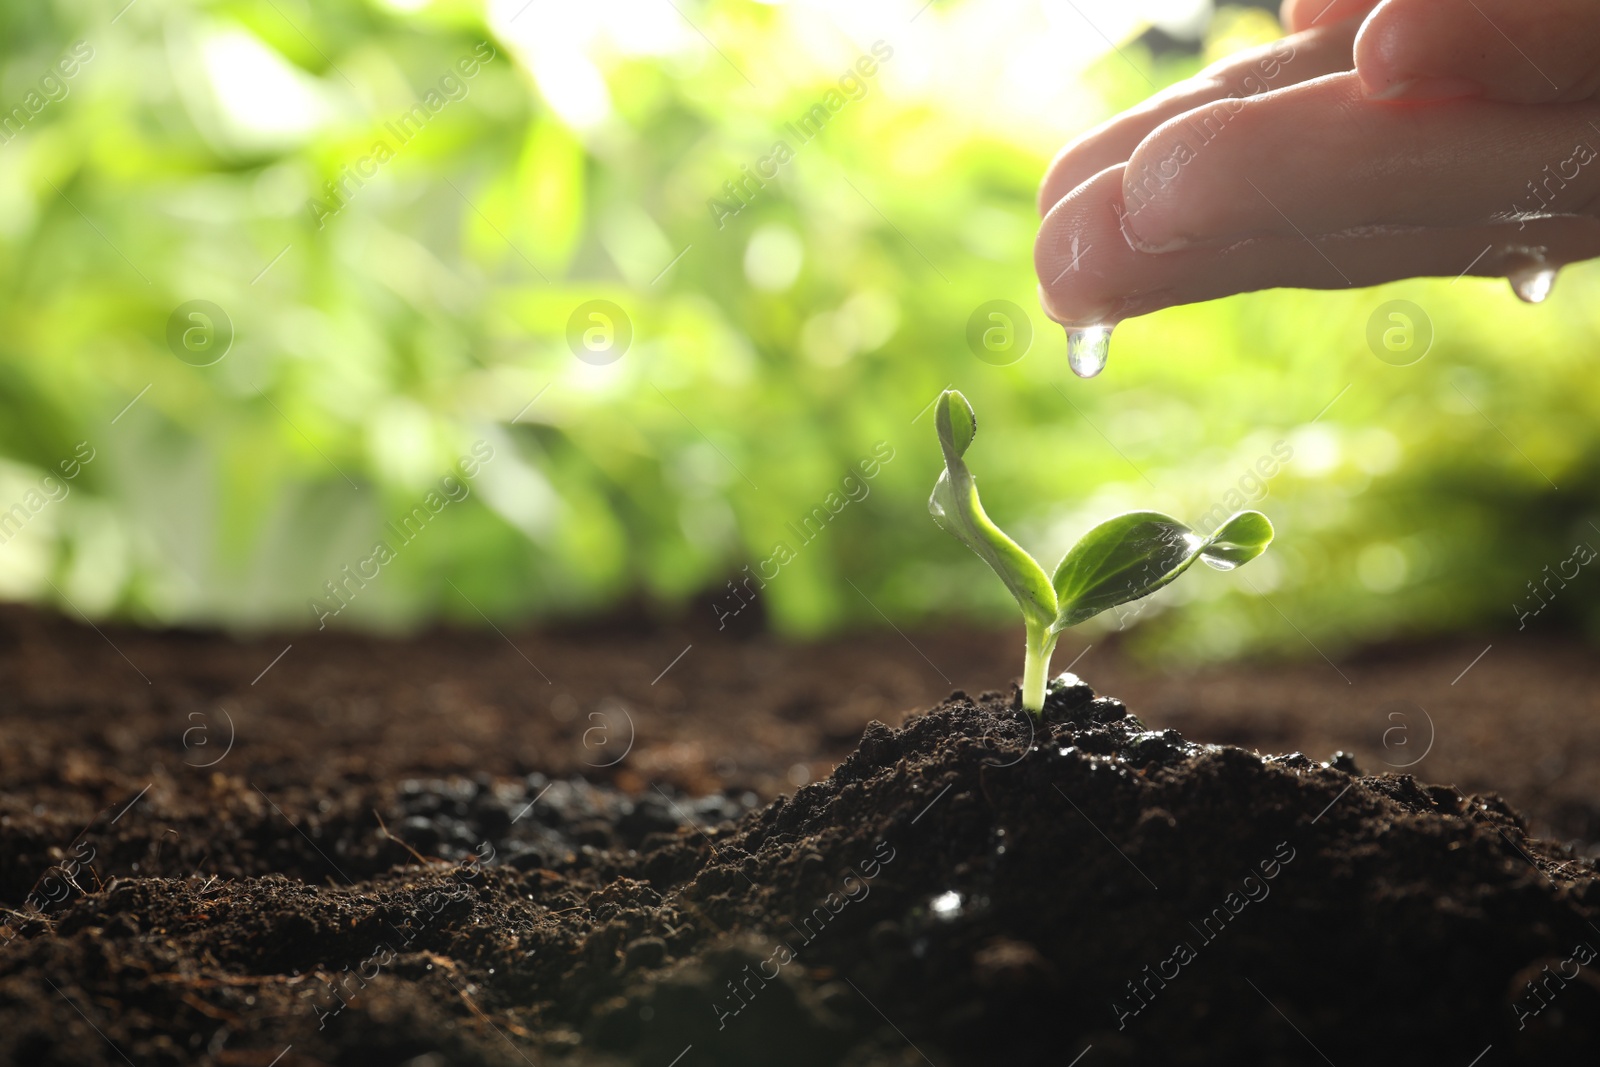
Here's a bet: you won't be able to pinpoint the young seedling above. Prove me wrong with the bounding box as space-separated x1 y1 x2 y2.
929 389 1274 715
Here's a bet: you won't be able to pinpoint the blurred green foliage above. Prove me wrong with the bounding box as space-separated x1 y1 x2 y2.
0 0 1596 661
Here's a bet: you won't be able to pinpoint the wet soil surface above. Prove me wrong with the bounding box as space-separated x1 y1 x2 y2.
3 605 1600 1065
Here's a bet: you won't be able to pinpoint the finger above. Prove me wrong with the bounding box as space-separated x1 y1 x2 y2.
1281 0 1380 33
1039 18 1362 215
1036 164 1600 326
1356 0 1600 103
1117 72 1600 252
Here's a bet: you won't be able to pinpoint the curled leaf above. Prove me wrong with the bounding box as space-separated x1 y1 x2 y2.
936 386 977 459
1196 510 1274 570
929 390 1056 632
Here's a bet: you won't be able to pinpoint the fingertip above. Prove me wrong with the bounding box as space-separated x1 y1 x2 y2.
1279 0 1313 32
1117 103 1252 253
1041 17 1364 217
1034 167 1127 326
1118 155 1189 254
1038 118 1136 217
1354 0 1583 103
1353 0 1426 98
1352 2 1394 91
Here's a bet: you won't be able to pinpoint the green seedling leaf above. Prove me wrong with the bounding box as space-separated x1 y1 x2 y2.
1195 509 1275 570
1050 511 1195 629
928 389 1056 631
1051 509 1274 630
925 389 1274 715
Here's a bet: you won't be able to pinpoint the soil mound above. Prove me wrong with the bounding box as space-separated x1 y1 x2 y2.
5 677 1597 1065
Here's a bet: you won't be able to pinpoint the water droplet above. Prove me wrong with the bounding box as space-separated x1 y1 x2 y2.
1066 324 1112 378
1199 552 1238 571
1509 264 1557 304
930 890 963 918
1503 247 1557 304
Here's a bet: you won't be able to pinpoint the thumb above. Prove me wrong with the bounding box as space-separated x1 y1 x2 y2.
1356 0 1600 103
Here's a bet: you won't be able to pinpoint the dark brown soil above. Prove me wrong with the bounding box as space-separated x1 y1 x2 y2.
3 604 1599 1065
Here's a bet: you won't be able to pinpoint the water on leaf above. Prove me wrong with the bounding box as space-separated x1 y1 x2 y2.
1066 324 1112 378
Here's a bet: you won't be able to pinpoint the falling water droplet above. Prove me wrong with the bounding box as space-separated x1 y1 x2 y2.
930 890 964 919
1502 247 1557 304
1066 324 1112 378
1508 263 1557 304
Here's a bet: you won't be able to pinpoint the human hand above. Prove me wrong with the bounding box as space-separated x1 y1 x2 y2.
1035 0 1600 334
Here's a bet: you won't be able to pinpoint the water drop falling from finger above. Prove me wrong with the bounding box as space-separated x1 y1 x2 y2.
1508 264 1557 304
1066 324 1112 379
1503 247 1557 304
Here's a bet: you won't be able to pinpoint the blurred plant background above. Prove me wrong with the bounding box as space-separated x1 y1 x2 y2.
1 0 1596 661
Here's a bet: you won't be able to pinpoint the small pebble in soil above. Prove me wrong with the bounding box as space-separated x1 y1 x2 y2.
1087 696 1129 723
1124 729 1196 767
1037 671 1095 723
1326 750 1363 774
1070 729 1118 756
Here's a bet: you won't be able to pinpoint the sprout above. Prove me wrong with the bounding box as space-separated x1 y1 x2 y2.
929 389 1274 714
